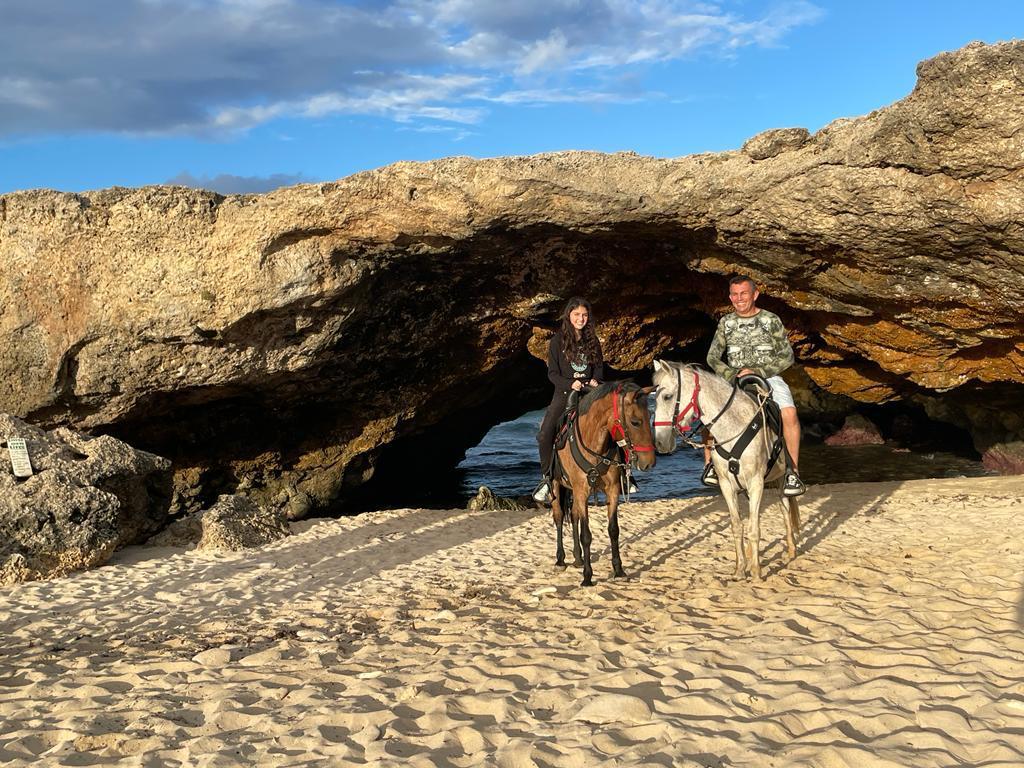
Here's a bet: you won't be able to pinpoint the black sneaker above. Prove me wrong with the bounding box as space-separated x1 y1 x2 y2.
783 471 806 497
701 462 719 487
532 477 552 504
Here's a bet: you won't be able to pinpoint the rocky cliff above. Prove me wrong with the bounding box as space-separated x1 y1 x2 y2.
1 40 1021 514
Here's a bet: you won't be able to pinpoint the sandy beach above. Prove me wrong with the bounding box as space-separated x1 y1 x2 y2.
2 475 1023 767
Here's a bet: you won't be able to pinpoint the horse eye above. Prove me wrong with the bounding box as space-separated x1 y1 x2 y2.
629 419 642 427
661 393 672 400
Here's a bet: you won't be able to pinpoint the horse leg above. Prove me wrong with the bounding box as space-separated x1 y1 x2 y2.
784 496 800 561
572 481 593 587
552 480 566 568
571 508 583 568
747 477 766 581
606 474 625 578
718 471 746 579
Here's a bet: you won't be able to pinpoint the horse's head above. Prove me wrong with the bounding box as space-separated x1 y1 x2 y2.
652 359 701 454
616 384 657 472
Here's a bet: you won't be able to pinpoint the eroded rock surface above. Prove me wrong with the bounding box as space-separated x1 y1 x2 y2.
467 486 535 512
825 414 886 447
148 494 290 552
0 414 172 584
0 41 1021 514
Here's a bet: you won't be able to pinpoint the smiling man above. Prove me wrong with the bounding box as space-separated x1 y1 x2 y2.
704 275 805 496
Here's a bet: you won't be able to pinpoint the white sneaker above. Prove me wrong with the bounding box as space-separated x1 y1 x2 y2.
782 471 806 497
532 479 552 504
701 463 719 487
627 478 639 495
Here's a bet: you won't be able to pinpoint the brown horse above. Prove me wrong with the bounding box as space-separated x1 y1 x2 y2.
550 382 656 586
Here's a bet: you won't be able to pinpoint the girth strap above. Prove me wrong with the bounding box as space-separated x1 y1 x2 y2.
715 411 766 477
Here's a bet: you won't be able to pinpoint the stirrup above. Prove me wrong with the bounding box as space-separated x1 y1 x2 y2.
532 477 552 504
783 471 806 497
701 462 719 487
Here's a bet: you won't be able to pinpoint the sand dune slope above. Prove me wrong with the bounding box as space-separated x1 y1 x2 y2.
2 476 1023 766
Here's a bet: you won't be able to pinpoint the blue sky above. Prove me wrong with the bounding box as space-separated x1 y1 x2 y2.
1 1 1021 195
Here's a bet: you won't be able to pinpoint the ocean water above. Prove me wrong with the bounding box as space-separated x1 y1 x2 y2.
456 409 992 502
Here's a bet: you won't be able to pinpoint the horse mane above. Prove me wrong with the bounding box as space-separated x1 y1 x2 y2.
656 361 723 385
578 380 641 416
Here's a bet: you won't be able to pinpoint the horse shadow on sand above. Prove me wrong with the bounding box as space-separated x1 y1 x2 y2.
583 483 897 582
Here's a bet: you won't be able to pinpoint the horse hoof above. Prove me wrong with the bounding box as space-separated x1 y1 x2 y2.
572 559 584 568
613 569 627 579
580 579 594 587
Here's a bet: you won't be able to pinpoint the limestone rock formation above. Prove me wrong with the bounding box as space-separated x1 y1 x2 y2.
824 414 886 447
0 414 172 584
148 494 290 551
742 128 810 161
467 486 535 512
0 40 1021 513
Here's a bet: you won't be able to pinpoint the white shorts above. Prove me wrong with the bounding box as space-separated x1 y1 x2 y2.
766 376 795 409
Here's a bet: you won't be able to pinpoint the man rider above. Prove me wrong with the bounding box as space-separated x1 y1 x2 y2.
704 275 805 497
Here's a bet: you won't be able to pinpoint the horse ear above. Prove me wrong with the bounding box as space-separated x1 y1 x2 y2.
640 385 656 395
653 359 664 373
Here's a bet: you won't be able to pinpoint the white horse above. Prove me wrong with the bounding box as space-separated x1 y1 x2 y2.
652 359 800 580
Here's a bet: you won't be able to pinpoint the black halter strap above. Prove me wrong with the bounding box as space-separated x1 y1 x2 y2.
712 382 787 482
567 411 620 492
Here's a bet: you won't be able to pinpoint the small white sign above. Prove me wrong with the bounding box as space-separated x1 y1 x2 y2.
7 437 33 478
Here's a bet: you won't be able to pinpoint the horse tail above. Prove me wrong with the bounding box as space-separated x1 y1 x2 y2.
787 497 801 535
558 484 573 515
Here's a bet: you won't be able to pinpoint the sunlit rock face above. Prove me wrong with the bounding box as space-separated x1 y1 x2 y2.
0 40 1021 513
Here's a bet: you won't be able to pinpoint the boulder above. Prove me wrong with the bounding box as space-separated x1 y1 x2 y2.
0 414 172 584
824 414 886 446
147 494 290 552
467 486 535 512
981 442 1024 475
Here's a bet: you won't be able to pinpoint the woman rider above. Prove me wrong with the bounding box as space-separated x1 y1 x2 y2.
532 297 604 504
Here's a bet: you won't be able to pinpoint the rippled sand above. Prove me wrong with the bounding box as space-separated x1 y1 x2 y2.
2 476 1022 766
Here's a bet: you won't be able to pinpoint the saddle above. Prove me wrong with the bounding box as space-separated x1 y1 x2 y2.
713 373 788 479
552 388 586 452
737 374 783 438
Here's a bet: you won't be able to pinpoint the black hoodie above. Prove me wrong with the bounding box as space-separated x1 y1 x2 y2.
546 330 605 394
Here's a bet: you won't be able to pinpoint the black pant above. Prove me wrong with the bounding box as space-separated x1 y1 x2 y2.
537 391 570 476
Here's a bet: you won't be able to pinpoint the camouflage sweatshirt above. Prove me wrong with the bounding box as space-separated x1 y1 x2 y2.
706 309 794 381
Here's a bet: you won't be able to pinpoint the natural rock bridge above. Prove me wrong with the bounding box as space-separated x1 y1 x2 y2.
1 40 1021 518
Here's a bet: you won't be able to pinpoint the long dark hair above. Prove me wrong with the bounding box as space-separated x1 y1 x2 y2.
559 297 603 365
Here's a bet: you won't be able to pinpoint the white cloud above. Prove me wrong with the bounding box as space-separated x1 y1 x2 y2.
0 0 823 137
517 31 571 75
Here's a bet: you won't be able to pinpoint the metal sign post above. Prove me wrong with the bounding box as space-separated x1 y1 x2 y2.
7 437 33 478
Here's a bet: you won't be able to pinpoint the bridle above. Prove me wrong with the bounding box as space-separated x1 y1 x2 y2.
654 366 704 436
609 384 654 466
654 365 738 439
